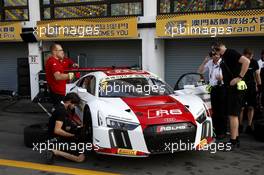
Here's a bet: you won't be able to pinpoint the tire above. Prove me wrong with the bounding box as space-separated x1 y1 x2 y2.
17 68 29 76
83 106 93 144
18 86 30 96
17 58 29 66
24 123 49 148
253 119 264 142
18 77 30 85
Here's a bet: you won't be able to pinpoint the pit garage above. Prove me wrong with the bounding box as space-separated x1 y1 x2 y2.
0 43 29 95
60 40 142 68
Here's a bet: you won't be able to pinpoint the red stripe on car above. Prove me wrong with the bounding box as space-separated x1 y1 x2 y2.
121 96 196 130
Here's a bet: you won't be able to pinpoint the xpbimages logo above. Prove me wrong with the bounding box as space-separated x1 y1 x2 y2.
32 139 99 154
99 82 166 96
165 23 232 38
33 24 100 38
164 140 232 154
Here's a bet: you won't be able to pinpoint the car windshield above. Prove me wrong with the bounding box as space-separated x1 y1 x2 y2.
99 77 174 97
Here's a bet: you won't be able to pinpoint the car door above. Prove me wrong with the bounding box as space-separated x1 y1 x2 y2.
174 72 211 110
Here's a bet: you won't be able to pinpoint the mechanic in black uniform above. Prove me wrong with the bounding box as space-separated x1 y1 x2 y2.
198 51 227 140
212 42 250 149
239 48 261 134
43 92 85 164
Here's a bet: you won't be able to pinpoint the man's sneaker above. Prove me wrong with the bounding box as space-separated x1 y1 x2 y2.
42 150 54 164
224 139 240 151
245 125 253 135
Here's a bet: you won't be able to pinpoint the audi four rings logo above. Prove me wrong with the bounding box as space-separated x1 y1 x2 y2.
157 125 187 133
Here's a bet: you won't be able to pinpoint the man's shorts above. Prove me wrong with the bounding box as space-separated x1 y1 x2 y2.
242 85 257 107
225 87 244 116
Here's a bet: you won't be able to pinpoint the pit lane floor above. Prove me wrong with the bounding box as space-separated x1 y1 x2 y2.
0 98 263 175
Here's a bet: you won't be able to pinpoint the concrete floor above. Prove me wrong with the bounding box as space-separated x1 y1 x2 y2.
0 98 263 175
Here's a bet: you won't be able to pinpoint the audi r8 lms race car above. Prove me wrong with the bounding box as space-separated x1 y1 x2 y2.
65 68 214 157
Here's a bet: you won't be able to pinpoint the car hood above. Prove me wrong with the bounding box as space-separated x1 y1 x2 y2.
120 96 196 129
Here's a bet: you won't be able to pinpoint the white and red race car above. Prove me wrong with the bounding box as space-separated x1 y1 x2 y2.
66 68 213 157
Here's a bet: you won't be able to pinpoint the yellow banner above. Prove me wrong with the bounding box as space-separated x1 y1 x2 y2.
36 17 138 40
0 22 22 42
156 9 264 38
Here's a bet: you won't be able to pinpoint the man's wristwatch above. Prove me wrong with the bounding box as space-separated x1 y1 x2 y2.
238 75 243 79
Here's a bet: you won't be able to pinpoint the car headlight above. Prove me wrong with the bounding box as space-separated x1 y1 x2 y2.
106 117 139 130
196 112 207 124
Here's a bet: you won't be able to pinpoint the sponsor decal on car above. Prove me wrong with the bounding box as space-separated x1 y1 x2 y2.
101 74 157 82
198 138 208 149
117 148 137 156
157 124 187 133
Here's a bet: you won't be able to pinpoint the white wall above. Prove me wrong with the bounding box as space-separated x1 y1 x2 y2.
26 0 42 100
28 43 42 100
140 28 165 80
139 0 157 23
23 0 40 28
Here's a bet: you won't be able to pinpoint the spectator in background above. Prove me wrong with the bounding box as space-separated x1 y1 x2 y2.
257 50 264 107
212 42 249 149
239 48 261 134
198 51 227 140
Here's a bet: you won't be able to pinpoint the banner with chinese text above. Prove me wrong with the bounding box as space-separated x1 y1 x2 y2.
156 9 264 38
0 22 22 42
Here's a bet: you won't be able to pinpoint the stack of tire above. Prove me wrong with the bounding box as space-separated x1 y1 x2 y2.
17 58 30 96
24 123 49 148
253 119 264 142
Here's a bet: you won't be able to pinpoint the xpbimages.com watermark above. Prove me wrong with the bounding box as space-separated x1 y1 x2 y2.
33 24 100 38
32 139 99 154
99 82 166 96
165 24 233 37
164 140 232 154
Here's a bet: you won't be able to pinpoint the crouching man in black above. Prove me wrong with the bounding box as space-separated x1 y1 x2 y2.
43 92 85 164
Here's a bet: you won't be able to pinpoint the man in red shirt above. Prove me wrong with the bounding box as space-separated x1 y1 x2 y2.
45 43 75 105
62 57 79 70
62 56 81 79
